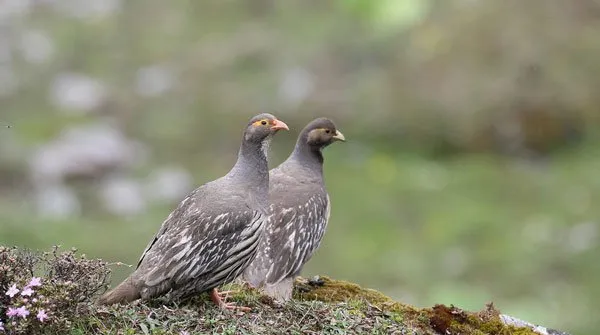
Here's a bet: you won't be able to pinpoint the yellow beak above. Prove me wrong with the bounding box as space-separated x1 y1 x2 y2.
333 130 346 142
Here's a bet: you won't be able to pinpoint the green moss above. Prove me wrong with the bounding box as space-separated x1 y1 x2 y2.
294 276 541 335
293 276 416 313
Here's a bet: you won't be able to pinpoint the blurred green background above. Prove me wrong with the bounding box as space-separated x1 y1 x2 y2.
1 0 599 334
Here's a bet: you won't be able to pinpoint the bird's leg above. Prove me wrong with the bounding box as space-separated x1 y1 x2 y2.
216 290 235 297
215 281 253 298
210 288 251 312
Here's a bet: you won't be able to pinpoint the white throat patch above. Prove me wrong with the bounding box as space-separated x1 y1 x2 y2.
261 135 272 158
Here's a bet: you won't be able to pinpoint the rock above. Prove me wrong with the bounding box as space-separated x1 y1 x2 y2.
500 314 571 335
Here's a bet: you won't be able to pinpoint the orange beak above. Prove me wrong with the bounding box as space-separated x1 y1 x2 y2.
271 119 289 131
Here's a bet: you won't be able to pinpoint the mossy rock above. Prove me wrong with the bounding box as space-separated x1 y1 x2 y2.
0 248 569 335
293 275 551 335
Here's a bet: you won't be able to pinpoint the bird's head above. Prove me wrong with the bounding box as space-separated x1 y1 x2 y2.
244 113 289 143
301 117 345 150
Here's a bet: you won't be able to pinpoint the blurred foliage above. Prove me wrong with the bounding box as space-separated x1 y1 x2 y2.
1 0 599 334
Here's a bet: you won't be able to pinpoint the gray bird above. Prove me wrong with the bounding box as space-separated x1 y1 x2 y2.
98 113 289 309
242 117 345 301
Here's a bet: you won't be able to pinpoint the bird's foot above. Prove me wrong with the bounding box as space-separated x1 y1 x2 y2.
221 302 252 312
210 288 251 312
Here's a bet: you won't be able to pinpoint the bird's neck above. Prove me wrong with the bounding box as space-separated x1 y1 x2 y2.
289 137 324 176
228 136 271 193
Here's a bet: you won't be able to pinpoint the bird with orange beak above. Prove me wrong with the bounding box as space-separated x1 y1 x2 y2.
99 113 289 310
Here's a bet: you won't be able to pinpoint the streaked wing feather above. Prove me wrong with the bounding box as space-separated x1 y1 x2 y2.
136 190 263 298
266 193 329 284
136 191 198 268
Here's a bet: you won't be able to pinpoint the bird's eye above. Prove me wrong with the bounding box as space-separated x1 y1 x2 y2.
261 120 268 125
325 129 331 134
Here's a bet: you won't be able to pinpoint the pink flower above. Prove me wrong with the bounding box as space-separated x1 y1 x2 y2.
6 307 18 318
21 287 34 296
5 284 19 298
15 306 29 319
27 277 42 288
36 309 48 322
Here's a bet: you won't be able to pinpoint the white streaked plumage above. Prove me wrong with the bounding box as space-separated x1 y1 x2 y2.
98 113 289 306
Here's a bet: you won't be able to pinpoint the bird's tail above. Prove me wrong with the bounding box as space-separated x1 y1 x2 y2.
97 276 141 306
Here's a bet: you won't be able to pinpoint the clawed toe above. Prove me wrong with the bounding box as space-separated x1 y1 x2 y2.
222 302 251 312
210 288 251 312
